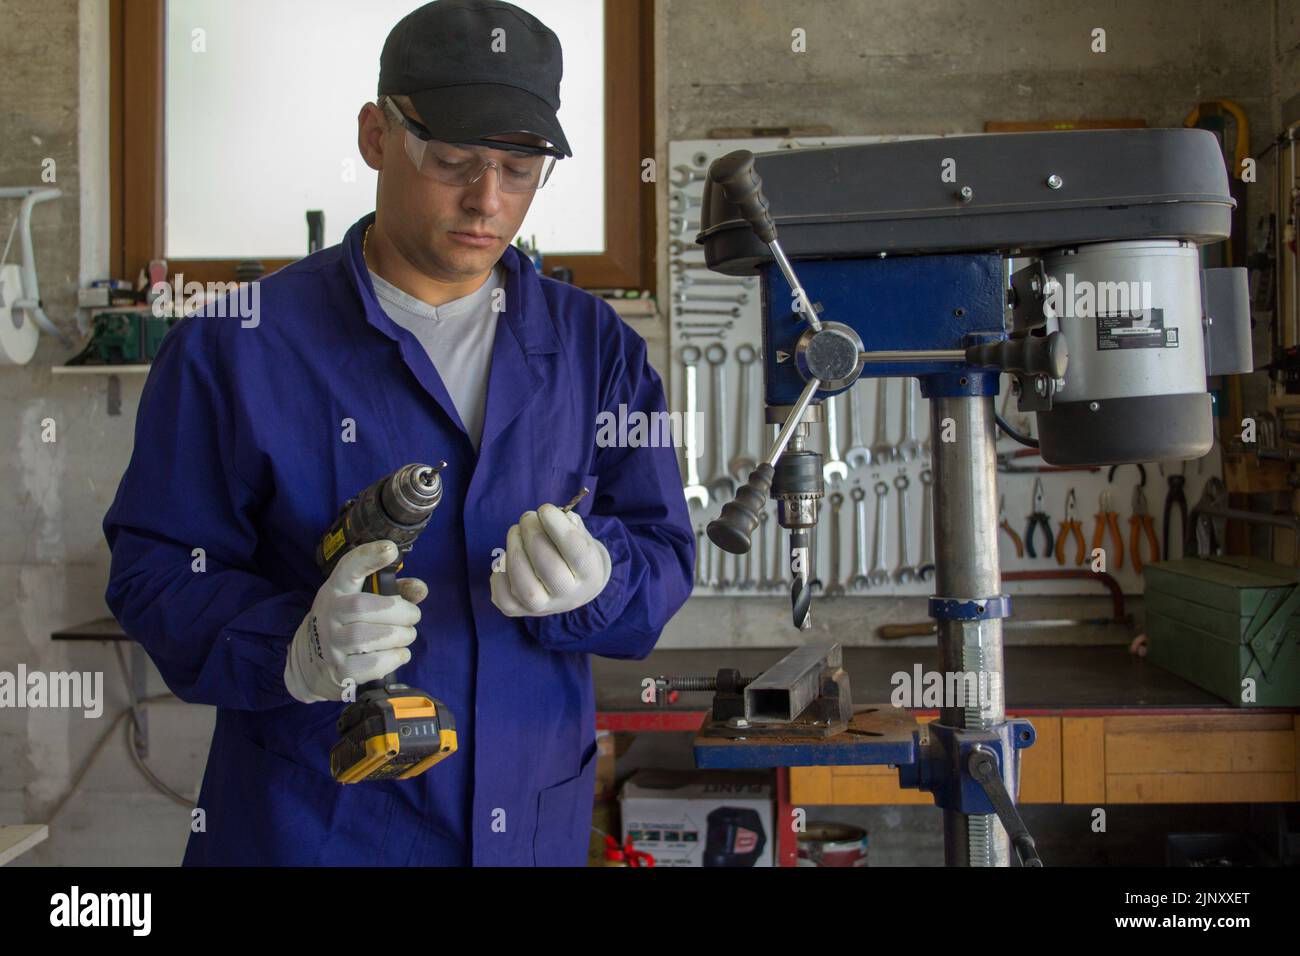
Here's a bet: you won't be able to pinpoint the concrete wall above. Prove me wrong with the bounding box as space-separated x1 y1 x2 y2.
1276 0 1300 117
1 0 203 864
0 0 1290 865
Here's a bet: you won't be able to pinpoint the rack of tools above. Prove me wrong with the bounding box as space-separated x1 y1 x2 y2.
667 137 1224 598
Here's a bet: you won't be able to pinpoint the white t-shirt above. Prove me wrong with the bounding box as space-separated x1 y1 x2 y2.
369 264 505 452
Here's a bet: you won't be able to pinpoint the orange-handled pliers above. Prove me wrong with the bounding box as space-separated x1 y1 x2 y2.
1129 485 1160 575
999 493 1024 558
1092 490 1124 570
1055 488 1087 566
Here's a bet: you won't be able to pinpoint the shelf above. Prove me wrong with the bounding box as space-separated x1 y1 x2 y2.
51 364 151 375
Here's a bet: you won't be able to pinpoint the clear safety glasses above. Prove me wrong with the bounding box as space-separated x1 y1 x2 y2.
381 96 559 193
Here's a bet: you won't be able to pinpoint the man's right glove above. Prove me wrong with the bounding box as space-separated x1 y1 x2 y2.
284 540 428 703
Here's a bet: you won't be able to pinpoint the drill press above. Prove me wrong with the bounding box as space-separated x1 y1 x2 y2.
688 128 1254 866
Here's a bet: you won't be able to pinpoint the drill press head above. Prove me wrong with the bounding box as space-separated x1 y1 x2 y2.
696 128 1253 467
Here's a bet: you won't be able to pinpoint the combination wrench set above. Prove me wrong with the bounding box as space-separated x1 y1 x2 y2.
668 138 1225 598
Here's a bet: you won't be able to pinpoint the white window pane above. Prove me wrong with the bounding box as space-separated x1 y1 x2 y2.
165 0 604 259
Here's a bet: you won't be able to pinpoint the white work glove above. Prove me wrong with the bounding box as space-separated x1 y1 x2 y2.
490 504 612 617
284 540 428 703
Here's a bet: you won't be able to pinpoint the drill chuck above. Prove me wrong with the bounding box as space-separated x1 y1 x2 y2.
383 462 444 523
316 462 445 574
773 449 823 531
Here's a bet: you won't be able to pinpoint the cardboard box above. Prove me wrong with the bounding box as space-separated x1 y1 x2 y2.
593 730 617 802
619 770 773 867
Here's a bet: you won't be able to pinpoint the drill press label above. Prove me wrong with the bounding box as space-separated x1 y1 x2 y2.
1095 309 1177 351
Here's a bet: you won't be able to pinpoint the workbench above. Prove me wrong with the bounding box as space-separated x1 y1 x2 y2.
54 621 1300 853
594 646 1300 864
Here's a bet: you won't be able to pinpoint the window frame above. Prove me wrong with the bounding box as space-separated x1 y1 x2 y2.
110 0 655 291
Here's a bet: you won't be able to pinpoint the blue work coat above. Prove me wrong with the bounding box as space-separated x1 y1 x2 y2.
102 212 694 866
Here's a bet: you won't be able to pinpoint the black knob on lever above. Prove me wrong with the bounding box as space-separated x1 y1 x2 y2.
965 331 1068 379
708 462 774 555
709 150 778 245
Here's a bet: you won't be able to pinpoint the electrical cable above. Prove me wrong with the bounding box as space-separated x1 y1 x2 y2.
995 409 1039 449
45 647 196 825
113 642 194 808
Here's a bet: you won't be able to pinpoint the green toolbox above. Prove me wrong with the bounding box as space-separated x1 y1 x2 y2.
1144 556 1300 707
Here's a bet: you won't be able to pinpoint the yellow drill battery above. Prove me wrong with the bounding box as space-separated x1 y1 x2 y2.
331 687 458 784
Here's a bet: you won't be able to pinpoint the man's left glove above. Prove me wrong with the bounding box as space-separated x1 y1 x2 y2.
490 503 612 617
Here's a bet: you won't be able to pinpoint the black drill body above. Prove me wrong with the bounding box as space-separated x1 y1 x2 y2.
314 462 458 783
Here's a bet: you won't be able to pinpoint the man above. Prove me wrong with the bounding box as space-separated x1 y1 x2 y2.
102 0 693 866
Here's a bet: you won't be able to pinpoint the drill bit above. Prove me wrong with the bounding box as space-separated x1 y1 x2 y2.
560 487 590 513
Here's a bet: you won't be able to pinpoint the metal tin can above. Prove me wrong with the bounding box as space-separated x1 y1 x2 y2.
797 823 869 867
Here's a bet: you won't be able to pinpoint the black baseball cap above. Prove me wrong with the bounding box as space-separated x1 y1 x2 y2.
378 0 572 158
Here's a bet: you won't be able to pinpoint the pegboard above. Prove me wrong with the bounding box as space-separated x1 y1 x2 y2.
666 137 1223 598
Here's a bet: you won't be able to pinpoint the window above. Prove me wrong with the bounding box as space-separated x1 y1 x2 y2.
112 0 652 288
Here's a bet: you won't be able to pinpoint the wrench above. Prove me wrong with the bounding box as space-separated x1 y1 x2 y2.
677 306 742 318
826 492 845 596
705 343 734 501
917 467 935 580
673 292 749 306
671 164 706 187
849 486 870 591
678 275 756 289
711 539 729 590
822 393 849 484
738 547 755 591
665 238 707 254
668 219 701 237
893 473 915 583
808 524 822 594
757 509 770 589
898 377 923 460
844 382 871 469
676 321 735 330
694 526 705 588
670 192 702 213
699 530 713 589
729 344 759 481
769 506 786 591
679 345 709 508
669 256 707 271
869 480 891 587
871 378 896 464
680 330 727 341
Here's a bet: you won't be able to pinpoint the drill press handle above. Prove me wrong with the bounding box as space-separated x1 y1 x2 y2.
709 462 774 554
709 149 777 245
705 154 831 629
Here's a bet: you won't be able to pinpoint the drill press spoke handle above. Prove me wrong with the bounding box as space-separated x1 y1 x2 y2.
710 150 822 332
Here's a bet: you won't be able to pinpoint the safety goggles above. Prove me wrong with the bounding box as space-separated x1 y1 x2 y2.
381 96 560 193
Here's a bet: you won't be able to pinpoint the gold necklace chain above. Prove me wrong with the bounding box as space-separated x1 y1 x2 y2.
363 224 371 263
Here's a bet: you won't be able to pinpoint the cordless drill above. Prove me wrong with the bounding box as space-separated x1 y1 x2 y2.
315 462 458 784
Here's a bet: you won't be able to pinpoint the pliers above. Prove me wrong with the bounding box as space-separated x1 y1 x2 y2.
1129 485 1161 575
1092 490 1124 570
999 493 1024 558
1024 477 1054 559
1161 461 1188 558
1055 488 1087 566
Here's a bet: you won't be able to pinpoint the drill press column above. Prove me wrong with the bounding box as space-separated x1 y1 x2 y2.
930 394 1008 867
